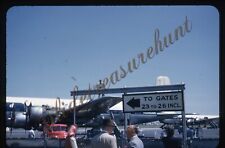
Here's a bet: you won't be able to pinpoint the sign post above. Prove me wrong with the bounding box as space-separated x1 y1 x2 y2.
182 91 187 148
73 85 78 125
123 90 186 148
123 91 128 148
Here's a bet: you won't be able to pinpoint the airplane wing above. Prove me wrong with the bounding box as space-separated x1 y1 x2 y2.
55 96 122 126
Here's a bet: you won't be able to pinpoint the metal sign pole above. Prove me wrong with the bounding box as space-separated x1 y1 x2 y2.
123 113 128 147
71 84 185 96
123 92 128 148
182 90 187 148
73 86 78 125
73 93 76 125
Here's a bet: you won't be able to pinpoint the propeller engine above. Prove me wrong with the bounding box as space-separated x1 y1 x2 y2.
24 101 32 130
6 103 27 130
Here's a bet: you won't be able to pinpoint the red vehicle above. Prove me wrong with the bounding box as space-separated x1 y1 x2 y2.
47 124 68 139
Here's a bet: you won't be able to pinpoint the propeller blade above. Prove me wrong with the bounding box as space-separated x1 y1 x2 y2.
10 103 15 135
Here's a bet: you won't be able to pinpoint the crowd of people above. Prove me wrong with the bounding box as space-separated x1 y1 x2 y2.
65 119 182 148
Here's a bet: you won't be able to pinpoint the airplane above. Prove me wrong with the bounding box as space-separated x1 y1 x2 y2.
160 114 219 128
6 96 218 131
84 101 182 127
6 96 122 130
6 96 179 129
89 101 219 128
84 111 179 127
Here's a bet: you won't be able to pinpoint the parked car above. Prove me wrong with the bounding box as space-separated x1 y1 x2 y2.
47 124 68 139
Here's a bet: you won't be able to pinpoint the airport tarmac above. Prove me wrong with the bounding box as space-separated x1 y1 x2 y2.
6 138 219 148
6 128 219 148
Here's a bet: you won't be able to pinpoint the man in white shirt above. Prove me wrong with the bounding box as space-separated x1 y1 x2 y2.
91 119 117 148
28 128 35 139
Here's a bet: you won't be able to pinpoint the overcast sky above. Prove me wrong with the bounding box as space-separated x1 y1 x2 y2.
7 6 219 115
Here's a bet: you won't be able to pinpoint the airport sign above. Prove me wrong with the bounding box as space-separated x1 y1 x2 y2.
123 91 183 112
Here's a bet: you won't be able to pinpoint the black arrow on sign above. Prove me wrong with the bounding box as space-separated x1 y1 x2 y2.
127 97 140 109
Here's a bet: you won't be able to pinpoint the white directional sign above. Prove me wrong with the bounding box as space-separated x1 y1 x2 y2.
123 91 183 113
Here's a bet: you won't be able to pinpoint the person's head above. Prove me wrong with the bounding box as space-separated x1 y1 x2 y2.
67 124 77 137
126 125 139 139
164 126 174 138
102 119 115 134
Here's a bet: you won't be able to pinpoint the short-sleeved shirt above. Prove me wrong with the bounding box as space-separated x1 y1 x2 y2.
91 131 117 148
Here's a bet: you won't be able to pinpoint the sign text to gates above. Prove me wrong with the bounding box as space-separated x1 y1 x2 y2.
123 91 183 113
